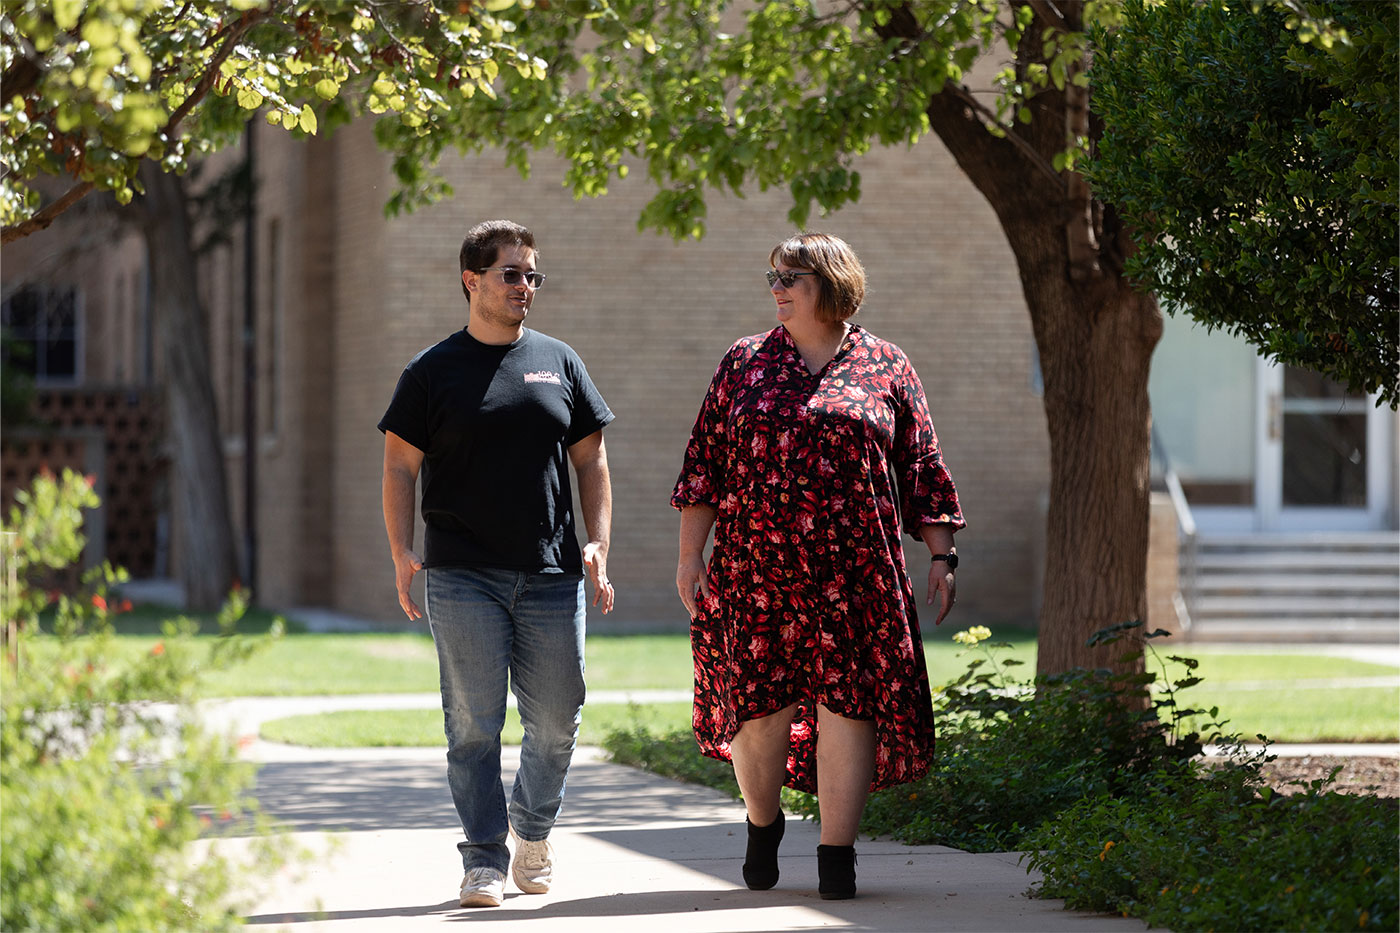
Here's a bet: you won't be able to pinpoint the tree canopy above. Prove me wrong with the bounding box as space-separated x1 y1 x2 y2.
0 0 546 243
1090 0 1399 405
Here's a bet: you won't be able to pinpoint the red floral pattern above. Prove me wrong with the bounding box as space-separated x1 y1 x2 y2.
672 324 965 793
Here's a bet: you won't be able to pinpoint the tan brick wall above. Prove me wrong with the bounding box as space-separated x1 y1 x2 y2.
321 126 1050 630
3 119 1055 633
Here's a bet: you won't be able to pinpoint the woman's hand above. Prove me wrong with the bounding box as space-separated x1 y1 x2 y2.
927 560 956 625
676 553 711 620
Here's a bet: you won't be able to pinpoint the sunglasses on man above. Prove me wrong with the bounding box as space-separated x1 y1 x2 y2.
480 267 547 288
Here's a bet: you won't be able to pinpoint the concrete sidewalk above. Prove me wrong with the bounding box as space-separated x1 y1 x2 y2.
235 742 1150 932
218 641 1399 932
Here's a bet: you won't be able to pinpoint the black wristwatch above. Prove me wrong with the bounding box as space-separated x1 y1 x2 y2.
931 553 958 570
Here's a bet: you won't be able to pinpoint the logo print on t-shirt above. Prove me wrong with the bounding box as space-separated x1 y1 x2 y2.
524 370 563 385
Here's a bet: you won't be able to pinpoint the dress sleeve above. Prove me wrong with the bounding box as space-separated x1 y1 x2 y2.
892 354 966 535
671 341 749 510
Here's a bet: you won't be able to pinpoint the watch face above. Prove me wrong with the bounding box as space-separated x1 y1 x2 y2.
947 554 958 569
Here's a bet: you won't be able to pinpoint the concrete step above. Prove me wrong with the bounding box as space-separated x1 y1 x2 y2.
1193 551 1400 572
1197 532 1400 550
1197 574 1400 595
1188 618 1400 643
1195 594 1399 617
1183 532 1400 642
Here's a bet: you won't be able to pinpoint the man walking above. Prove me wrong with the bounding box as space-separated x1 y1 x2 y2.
379 219 615 908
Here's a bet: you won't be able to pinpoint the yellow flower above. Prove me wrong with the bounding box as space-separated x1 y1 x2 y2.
1098 840 1116 862
953 625 993 646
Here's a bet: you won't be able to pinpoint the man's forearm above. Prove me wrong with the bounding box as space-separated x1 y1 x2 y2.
575 456 613 552
383 467 419 557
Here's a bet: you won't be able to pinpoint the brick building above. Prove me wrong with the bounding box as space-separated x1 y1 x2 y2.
6 119 1393 637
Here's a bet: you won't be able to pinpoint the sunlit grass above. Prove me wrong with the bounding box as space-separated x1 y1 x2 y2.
34 606 1398 742
260 702 694 747
1179 686 1399 743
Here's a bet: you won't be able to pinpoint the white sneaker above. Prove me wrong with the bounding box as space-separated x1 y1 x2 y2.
510 826 555 894
458 867 505 907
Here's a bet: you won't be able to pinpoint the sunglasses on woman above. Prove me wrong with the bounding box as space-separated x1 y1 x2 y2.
480 267 547 288
765 270 817 288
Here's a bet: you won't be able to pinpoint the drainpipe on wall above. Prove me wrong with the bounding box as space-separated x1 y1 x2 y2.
241 119 258 593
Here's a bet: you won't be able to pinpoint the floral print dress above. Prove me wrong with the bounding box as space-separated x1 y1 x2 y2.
671 324 965 793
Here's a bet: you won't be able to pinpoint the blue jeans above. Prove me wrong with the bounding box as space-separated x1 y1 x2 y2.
425 566 587 874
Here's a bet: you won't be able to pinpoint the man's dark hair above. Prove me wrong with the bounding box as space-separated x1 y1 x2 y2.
459 220 536 302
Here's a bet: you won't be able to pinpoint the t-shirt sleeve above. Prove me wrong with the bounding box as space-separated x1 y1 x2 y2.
566 356 615 445
892 353 966 535
671 341 747 510
378 363 430 452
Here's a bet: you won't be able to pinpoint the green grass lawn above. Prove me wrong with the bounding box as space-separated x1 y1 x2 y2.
33 609 1398 745
260 702 694 748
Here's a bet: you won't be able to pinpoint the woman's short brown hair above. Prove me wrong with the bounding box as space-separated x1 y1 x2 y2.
769 232 866 323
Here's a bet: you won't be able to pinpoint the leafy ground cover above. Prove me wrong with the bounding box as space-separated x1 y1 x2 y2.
604 624 1397 932
3 471 289 932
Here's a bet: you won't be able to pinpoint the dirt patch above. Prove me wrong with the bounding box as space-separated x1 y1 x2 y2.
1259 755 1399 798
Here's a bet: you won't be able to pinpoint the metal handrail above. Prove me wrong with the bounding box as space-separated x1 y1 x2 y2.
1151 427 1197 630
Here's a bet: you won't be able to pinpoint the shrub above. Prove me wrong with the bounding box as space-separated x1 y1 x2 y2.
1024 765 1398 932
787 621 1222 850
1 469 286 932
602 726 740 798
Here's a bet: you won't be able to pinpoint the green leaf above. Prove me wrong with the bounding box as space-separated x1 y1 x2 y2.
80 17 121 50
52 0 83 31
299 105 318 134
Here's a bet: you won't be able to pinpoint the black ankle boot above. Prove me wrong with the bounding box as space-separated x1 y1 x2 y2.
817 844 857 899
742 811 785 890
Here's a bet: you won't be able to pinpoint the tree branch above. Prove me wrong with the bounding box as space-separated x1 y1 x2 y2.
1025 0 1071 34
874 1 1064 189
163 9 270 138
1 181 94 244
945 82 1065 190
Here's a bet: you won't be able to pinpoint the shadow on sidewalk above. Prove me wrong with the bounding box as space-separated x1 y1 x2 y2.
249 755 735 834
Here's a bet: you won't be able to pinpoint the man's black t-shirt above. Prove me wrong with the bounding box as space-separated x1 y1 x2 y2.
378 327 614 573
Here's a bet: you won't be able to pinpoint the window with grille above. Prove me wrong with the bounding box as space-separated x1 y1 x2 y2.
2 285 81 385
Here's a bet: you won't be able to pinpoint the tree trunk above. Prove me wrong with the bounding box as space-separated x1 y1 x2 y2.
1027 271 1160 676
135 163 239 611
909 14 1164 677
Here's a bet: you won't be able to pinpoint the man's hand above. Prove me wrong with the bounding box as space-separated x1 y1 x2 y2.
394 548 424 621
927 561 956 626
583 541 614 614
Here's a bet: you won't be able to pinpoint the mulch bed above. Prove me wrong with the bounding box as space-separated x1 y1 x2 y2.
1260 755 1398 798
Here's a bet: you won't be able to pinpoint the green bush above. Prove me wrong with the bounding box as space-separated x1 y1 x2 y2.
603 621 1397 931
1 469 286 932
787 622 1219 850
1024 765 1398 932
602 726 740 798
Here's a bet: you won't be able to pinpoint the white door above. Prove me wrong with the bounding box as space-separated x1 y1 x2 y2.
1256 361 1392 531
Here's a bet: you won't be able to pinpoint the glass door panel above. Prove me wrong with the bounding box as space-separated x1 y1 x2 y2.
1280 367 1368 506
